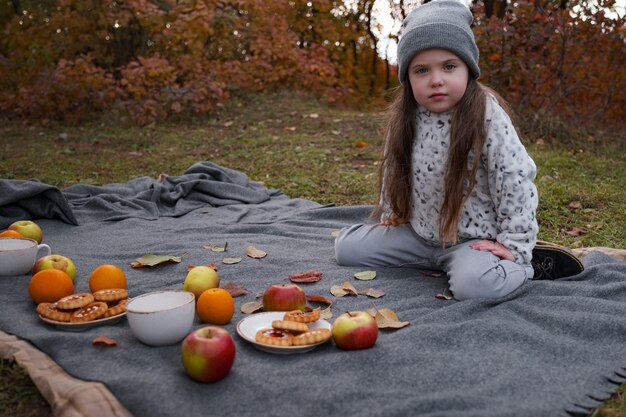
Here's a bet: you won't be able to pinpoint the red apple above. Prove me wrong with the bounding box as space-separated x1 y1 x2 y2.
9 220 43 244
32 254 77 281
181 326 235 383
331 311 378 350
262 283 306 312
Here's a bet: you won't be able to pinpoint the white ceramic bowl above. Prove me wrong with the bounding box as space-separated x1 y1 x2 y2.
126 290 195 346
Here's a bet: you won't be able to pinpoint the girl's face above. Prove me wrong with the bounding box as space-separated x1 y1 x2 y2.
407 49 469 113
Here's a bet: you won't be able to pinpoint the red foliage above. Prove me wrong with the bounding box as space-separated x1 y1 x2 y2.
0 0 623 128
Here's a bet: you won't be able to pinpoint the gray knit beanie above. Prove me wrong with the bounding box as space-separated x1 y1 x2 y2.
397 0 480 83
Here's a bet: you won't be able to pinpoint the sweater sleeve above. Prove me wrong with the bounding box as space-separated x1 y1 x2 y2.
483 98 538 265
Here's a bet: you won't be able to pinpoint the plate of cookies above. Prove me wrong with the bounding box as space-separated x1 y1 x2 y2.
37 288 129 331
236 309 332 354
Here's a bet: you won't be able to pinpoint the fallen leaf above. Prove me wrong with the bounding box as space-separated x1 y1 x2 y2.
330 230 340 237
435 288 454 300
330 281 359 297
354 140 368 148
308 113 319 118
418 269 444 278
351 159 368 168
320 308 333 320
222 257 242 264
330 285 349 297
204 242 228 252
92 336 117 347
240 301 263 314
368 308 410 329
222 282 247 297
306 294 333 306
187 263 218 272
289 270 323 283
246 245 267 259
568 200 582 209
354 270 376 281
364 288 385 298
566 227 587 237
223 121 233 127
130 254 182 268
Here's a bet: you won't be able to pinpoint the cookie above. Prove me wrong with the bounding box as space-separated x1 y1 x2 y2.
255 328 294 346
103 299 127 318
93 288 128 302
56 293 94 310
37 302 73 322
292 328 332 346
70 302 108 322
271 320 309 333
283 308 320 323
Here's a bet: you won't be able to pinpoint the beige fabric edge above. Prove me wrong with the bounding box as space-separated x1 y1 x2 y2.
0 330 134 417
572 247 626 263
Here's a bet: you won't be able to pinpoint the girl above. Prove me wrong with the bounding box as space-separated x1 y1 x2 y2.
334 0 583 300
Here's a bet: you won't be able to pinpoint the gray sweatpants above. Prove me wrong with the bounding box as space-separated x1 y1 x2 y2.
335 223 534 300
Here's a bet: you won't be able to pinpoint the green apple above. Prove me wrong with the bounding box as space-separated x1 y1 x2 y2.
32 254 77 281
183 266 220 301
9 220 43 243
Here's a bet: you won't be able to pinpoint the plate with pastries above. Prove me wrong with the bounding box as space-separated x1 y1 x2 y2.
37 289 128 332
236 309 332 354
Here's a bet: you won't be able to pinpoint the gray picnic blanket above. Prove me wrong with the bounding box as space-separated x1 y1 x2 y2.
0 162 625 417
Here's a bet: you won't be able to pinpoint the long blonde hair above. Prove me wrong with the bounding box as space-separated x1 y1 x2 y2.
372 78 513 244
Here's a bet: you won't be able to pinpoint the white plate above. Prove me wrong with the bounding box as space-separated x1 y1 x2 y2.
236 312 331 354
39 312 126 332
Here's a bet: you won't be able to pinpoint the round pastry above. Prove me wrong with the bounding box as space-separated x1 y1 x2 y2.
56 293 95 310
70 302 108 322
255 328 294 346
271 320 309 333
37 302 73 322
283 308 320 323
292 328 332 346
93 288 128 302
103 299 127 318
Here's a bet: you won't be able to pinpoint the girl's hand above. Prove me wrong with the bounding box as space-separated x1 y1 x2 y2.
469 240 515 262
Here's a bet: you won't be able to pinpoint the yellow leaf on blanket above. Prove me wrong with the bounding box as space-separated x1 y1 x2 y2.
130 254 182 268
240 301 263 314
246 245 267 259
366 308 409 329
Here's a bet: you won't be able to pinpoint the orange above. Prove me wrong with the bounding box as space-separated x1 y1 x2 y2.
28 269 74 304
89 264 127 292
196 288 234 325
0 230 24 238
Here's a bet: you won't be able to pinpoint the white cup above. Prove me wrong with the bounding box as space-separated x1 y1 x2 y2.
0 238 52 276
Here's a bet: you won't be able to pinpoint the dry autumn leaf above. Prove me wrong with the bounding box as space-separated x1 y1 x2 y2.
367 308 410 329
289 270 323 283
222 282 248 297
204 242 228 252
130 254 183 268
246 245 267 259
568 201 582 209
222 258 242 264
566 227 587 237
305 296 333 320
364 288 385 298
330 281 358 297
241 300 263 314
354 270 376 280
92 336 117 347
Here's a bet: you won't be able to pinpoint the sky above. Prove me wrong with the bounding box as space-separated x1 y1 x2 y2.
371 0 626 64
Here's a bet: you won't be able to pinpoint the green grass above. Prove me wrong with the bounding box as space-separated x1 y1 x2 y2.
0 91 624 416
